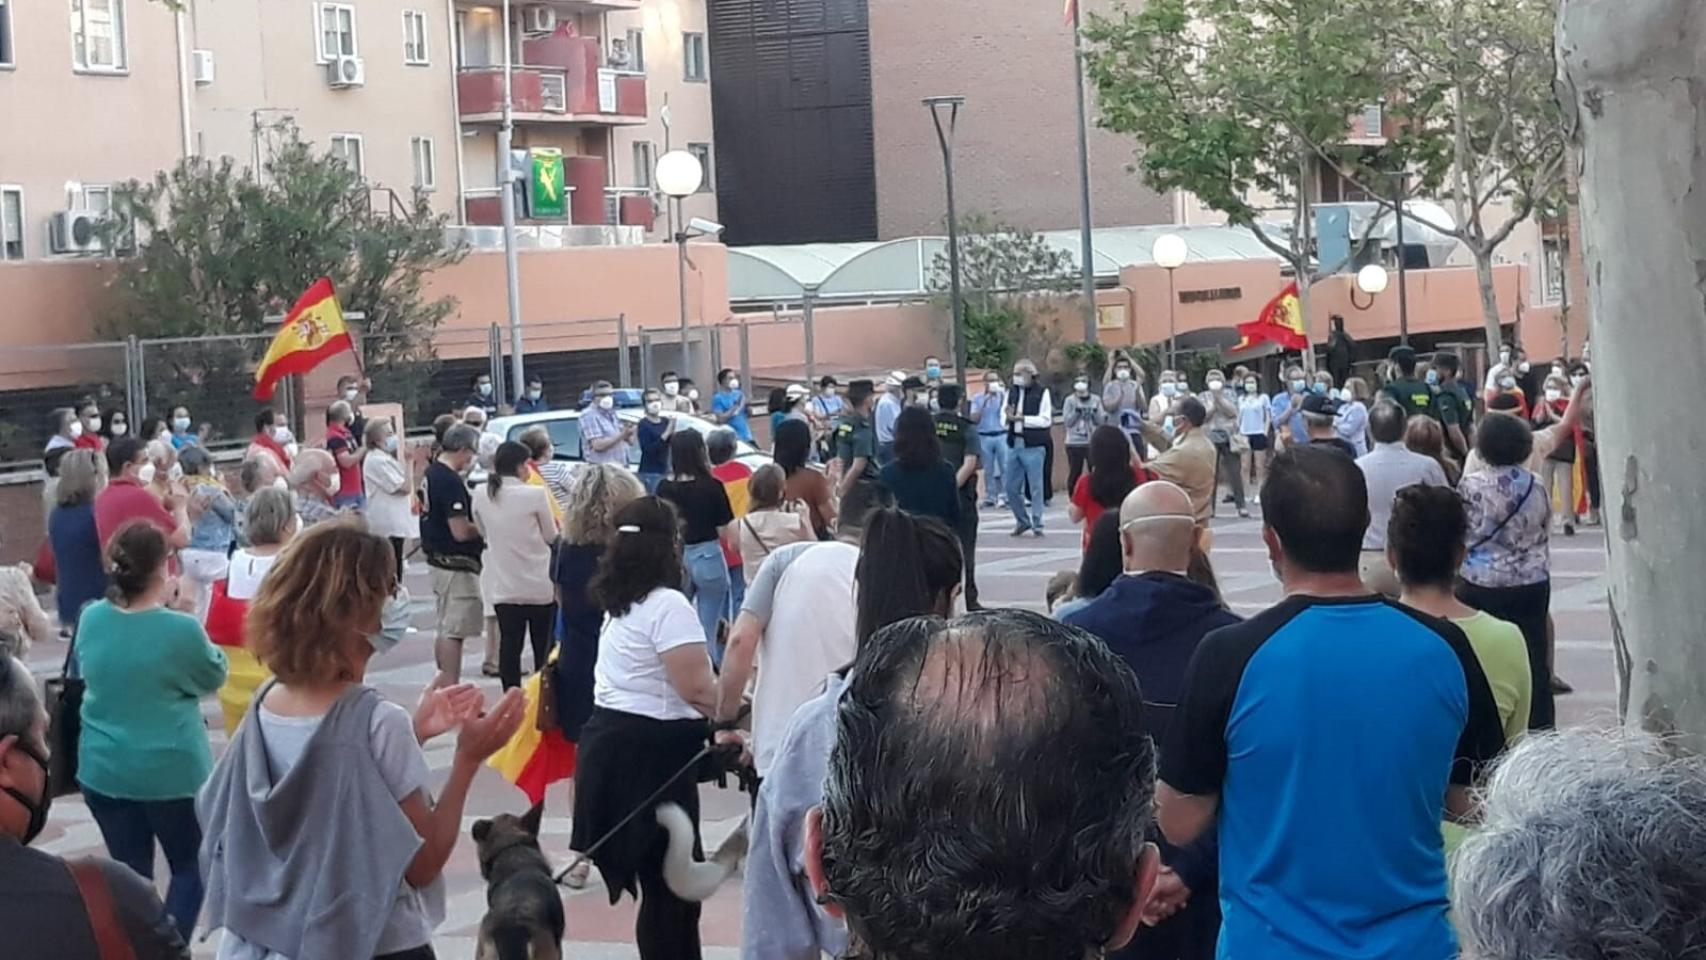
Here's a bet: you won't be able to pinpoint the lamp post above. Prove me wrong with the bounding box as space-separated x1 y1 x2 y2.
498 0 526 401
924 95 967 387
1393 173 1411 345
656 149 704 384
1351 262 1390 312
1152 233 1188 371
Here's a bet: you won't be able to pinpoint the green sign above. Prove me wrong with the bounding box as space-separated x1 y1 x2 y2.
530 147 567 219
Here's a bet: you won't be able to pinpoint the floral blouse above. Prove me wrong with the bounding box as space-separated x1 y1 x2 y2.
1460 466 1551 588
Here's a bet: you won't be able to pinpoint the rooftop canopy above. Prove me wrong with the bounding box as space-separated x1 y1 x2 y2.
726 224 1285 304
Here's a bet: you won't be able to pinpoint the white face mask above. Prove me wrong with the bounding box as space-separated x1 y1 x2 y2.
1074 381 1090 395
110 422 127 437
596 395 615 411
645 400 662 415
88 415 103 433
324 473 341 497
343 389 359 402
1011 375 1028 388
663 381 680 396
1517 361 1531 374
1545 388 1563 403
1244 381 1259 394
69 421 85 439
272 476 289 491
1207 379 1224 391
478 382 493 397
136 462 156 485
726 379 741 392
687 388 700 402
173 417 192 433
1499 351 1511 365
166 462 183 483
1339 388 1354 402
274 426 292 443
1570 374 1587 388
1115 368 1131 381
528 389 542 400
988 381 1003 393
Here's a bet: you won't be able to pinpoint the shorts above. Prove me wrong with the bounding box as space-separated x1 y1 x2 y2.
431 566 485 639
1244 433 1269 452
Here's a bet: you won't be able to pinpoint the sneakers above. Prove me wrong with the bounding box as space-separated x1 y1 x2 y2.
1238 506 1251 519
1010 524 1031 538
1031 527 1044 538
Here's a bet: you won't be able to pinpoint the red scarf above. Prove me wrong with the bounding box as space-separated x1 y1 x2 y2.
252 431 292 469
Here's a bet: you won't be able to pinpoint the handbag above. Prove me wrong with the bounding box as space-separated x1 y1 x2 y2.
535 648 560 733
44 636 83 797
32 539 55 586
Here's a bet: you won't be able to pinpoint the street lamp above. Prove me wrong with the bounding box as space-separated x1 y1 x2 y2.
498 0 525 402
924 95 967 391
1152 233 1188 371
1351 263 1390 310
657 149 704 383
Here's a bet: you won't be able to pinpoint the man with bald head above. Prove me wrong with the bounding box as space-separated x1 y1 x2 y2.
1062 480 1239 959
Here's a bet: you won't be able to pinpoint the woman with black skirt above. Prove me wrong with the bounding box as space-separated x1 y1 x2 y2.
572 496 719 960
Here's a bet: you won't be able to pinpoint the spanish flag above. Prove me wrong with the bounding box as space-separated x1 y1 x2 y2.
488 649 578 804
1234 281 1309 352
252 277 355 401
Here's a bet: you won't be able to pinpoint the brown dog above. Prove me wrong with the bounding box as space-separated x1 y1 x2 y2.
472 803 564 960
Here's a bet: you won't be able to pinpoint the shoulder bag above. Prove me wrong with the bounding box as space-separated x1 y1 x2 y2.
67 859 139 960
44 633 83 797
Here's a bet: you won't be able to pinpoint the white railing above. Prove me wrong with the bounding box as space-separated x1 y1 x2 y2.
603 186 654 225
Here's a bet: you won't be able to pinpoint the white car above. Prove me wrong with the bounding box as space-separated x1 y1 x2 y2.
476 408 770 481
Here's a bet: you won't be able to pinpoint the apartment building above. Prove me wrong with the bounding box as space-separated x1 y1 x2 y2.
0 0 186 262
0 0 717 265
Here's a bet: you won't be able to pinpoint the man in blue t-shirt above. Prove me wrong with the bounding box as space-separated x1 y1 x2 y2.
710 367 753 442
1159 447 1506 960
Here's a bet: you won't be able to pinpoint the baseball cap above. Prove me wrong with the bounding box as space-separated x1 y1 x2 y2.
785 383 809 400
1301 392 1341 417
886 370 907 388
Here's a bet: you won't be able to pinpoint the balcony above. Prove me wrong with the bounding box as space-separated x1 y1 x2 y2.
605 187 657 230
457 37 646 125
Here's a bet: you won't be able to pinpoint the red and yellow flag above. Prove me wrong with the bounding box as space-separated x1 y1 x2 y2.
252 277 355 401
1234 281 1309 352
488 658 578 804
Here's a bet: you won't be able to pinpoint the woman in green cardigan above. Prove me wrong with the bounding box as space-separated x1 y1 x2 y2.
78 520 228 941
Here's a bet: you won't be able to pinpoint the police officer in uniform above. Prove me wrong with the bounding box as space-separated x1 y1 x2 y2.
834 379 881 500
933 383 982 610
1379 345 1436 419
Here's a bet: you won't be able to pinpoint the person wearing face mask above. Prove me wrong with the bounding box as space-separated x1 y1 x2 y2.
422 425 488 686
336 376 370 437
362 418 416 574
177 446 237 622
246 408 294 476
1531 376 1586 537
1063 374 1106 493
1270 364 1310 450
1335 377 1372 458
712 368 755 442
466 373 500 418
1003 359 1054 537
679 378 702 415
167 406 204 451
77 523 227 941
970 372 1008 508
45 407 84 479
660 371 693 414
73 400 108 452
1140 397 1218 523
635 388 677 494
199 523 523 960
1427 352 1473 461
1149 370 1183 423
204 488 299 734
474 442 561 691
1199 369 1247 519
324 400 367 511
102 407 129 443
286 448 342 527
1238 375 1272 491
1103 353 1148 449
94 437 191 552
581 380 637 466
514 375 549 415
1483 345 1532 415
0 646 191 959
874 371 907 466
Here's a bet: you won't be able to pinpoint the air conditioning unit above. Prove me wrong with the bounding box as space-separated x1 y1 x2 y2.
522 5 557 34
326 54 366 88
50 209 106 255
192 49 215 85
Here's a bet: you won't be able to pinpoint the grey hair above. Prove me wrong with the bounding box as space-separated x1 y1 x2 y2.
55 448 106 507
441 423 481 454
1453 727 1706 959
288 448 335 488
237 456 277 495
0 650 41 743
245 487 297 547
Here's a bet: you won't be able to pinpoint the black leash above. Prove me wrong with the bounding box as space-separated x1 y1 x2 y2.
551 743 719 886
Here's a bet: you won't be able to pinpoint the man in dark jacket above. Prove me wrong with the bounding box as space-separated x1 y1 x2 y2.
0 647 188 959
1064 481 1239 960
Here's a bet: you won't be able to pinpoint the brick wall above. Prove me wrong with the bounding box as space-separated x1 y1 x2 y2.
868 0 1173 238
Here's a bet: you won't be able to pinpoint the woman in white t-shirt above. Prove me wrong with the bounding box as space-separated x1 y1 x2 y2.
204 487 298 734
572 496 719 960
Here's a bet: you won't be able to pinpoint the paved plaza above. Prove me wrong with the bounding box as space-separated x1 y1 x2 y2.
22 499 1615 958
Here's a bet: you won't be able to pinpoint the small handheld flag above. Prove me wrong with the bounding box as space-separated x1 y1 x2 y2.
252 277 355 401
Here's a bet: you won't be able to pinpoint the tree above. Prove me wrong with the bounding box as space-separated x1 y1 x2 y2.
1557 1 1706 746
1084 0 1405 369
1356 0 1570 356
103 121 463 433
931 215 1079 373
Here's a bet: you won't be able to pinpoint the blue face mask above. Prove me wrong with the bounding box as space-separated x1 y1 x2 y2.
925 364 942 379
1290 379 1307 393
368 588 413 655
173 417 192 433
1311 382 1328 395
1425 370 1440 386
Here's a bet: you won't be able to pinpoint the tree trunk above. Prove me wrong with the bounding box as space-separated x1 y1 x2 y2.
1471 246 1504 358
1558 0 1706 747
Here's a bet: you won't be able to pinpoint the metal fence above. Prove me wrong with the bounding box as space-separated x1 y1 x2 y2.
0 341 132 466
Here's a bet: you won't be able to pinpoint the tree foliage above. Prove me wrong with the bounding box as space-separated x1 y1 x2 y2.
931 215 1079 372
102 121 463 433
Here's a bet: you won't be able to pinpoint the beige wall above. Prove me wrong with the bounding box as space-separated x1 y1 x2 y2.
867 0 1172 239
607 0 718 240
186 0 461 216
0 0 185 261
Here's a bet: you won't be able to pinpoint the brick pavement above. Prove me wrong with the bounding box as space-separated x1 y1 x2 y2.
22 500 1613 958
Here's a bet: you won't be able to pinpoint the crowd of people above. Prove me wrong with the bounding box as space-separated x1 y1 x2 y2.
2 342 1700 960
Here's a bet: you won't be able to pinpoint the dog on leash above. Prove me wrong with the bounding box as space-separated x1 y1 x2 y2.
657 802 750 901
472 803 565 960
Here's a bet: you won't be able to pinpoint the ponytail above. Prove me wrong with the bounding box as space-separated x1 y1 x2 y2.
489 441 533 502
854 507 964 646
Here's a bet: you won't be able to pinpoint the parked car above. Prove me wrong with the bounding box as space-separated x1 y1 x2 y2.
472 408 769 484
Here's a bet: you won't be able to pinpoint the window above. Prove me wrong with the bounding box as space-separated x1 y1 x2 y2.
1 0 14 67
687 142 713 192
1541 236 1565 305
316 3 358 62
411 136 436 191
72 0 128 71
683 31 706 81
626 27 645 72
69 184 112 214
633 141 656 189
403 10 429 65
330 134 365 175
1360 103 1383 138
1 187 23 261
